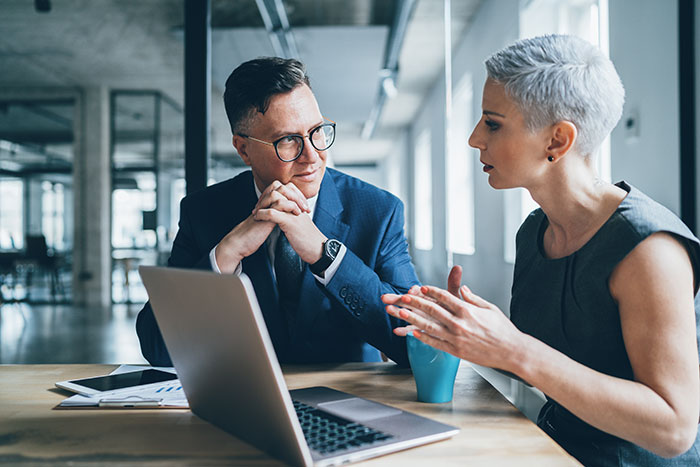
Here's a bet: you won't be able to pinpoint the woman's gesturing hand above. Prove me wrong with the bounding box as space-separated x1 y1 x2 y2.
382 278 526 372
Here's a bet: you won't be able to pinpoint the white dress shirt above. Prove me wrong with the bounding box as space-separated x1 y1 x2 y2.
209 181 346 285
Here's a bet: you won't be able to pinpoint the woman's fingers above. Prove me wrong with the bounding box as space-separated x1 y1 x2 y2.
392 324 418 337
401 293 463 324
412 329 459 356
407 284 422 295
385 300 459 339
458 285 495 309
447 265 463 297
383 293 434 323
381 293 402 305
418 285 473 317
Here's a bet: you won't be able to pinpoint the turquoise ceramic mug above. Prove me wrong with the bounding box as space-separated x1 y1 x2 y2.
406 334 461 403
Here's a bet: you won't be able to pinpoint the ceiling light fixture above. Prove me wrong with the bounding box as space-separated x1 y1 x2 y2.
380 70 398 99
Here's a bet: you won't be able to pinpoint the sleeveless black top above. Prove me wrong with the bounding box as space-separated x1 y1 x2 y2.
510 182 700 466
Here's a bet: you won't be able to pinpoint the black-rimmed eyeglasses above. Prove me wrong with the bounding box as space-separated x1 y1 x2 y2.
238 119 336 162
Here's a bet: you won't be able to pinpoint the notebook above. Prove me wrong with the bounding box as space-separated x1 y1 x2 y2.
139 266 459 466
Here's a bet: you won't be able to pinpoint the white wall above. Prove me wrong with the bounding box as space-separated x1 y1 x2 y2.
609 0 680 214
410 72 448 287
451 0 519 313
409 0 519 314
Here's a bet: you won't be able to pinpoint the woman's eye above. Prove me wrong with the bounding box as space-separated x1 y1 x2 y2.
484 119 500 132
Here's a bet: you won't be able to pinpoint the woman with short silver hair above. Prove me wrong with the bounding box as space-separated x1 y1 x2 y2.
384 34 700 466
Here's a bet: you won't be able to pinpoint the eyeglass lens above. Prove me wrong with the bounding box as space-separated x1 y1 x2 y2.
276 124 335 161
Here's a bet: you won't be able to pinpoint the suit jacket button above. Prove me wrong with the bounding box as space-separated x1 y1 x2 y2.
350 302 357 311
344 295 352 305
339 286 348 298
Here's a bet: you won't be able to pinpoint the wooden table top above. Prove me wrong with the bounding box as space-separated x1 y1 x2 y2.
0 363 579 466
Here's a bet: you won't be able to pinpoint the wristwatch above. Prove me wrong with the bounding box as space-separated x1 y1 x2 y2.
310 239 342 277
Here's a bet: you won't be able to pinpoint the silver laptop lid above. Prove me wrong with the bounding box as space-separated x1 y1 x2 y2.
139 266 313 467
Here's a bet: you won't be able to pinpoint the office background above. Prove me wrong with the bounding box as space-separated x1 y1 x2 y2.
0 0 697 419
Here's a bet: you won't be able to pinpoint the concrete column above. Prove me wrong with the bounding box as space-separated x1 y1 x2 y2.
72 87 111 306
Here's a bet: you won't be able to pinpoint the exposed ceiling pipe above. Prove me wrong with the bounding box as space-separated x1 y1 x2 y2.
361 0 417 140
254 0 299 59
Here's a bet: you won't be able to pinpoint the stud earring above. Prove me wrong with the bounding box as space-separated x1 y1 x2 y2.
547 155 554 162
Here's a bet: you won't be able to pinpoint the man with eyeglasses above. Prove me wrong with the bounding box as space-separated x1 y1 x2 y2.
136 57 419 367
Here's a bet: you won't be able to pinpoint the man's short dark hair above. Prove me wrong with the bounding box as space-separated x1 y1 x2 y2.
223 57 311 134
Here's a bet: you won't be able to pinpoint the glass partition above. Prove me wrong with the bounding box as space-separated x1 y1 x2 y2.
111 91 183 304
0 100 74 303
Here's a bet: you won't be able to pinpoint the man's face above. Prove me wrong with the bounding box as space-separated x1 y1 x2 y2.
233 84 327 199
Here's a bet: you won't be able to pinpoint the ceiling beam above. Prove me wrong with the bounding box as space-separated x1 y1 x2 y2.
254 0 299 58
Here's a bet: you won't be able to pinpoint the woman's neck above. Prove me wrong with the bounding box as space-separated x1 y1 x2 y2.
529 157 626 258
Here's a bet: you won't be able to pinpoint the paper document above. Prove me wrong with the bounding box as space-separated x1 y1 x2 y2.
58 365 189 408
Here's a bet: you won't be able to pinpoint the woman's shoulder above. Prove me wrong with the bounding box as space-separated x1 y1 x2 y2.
611 181 698 245
593 182 700 287
515 207 546 245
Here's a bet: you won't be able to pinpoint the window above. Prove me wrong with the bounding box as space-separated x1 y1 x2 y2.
41 181 65 250
447 75 476 256
414 129 433 251
0 179 23 250
112 173 157 249
171 178 186 238
504 0 610 263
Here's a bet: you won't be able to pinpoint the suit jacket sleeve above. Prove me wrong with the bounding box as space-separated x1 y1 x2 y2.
323 198 419 366
136 196 213 366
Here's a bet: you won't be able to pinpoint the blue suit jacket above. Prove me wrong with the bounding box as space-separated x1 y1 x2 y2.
136 168 419 366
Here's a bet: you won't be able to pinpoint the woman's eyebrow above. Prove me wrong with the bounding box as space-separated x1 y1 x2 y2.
483 110 506 118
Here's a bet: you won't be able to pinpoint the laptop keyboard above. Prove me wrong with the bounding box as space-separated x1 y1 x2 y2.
293 400 394 455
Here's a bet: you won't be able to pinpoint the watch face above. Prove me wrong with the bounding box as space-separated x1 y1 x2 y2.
327 239 341 257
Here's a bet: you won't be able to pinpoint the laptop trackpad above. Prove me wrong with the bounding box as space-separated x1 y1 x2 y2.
318 398 402 422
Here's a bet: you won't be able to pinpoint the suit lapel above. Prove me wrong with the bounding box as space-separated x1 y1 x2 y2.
313 170 349 239
296 171 350 334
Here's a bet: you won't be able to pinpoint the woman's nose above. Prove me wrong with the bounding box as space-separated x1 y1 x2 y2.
468 124 483 150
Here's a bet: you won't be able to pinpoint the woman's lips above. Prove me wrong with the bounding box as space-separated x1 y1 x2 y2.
482 163 494 172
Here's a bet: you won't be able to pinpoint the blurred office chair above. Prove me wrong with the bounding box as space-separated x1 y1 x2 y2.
0 251 21 305
23 234 63 301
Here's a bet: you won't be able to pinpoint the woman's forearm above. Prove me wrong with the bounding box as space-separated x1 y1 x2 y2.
511 333 698 457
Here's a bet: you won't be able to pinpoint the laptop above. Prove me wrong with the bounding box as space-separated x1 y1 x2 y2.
139 266 459 467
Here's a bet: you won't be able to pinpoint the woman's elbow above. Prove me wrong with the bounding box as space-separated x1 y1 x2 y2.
653 423 698 458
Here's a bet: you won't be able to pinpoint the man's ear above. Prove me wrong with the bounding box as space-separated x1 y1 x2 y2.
546 121 577 159
232 134 252 167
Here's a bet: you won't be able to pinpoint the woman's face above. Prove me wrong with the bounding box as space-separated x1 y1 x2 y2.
468 79 550 190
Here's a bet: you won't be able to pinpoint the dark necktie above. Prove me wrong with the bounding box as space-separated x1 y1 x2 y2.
274 231 304 331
